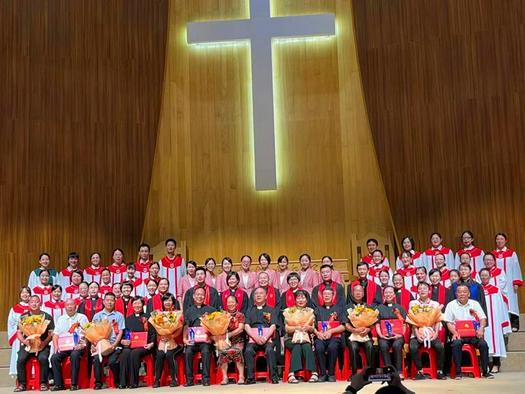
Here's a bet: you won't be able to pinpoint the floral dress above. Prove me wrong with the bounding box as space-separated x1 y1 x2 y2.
217 311 245 365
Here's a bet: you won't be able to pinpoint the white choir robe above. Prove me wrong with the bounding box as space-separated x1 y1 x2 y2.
108 263 128 285
361 254 391 268
159 255 186 297
395 251 424 270
423 246 455 271
57 267 83 289
32 285 53 304
134 259 152 282
129 277 147 297
28 268 58 289
454 246 485 272
493 247 523 316
62 285 81 301
483 284 512 357
475 267 507 298
396 266 419 296
438 268 451 288
83 266 104 284
369 264 393 286
42 301 65 325
7 303 29 375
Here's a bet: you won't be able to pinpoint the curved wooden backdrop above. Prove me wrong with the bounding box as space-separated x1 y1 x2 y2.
0 0 168 329
353 0 525 308
142 0 395 265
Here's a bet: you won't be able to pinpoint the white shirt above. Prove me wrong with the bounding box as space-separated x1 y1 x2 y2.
443 299 487 323
54 312 89 337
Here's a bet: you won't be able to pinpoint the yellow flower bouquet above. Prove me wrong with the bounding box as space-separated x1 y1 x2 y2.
406 304 443 347
347 305 379 342
283 307 315 344
19 314 50 353
83 319 113 361
200 311 231 350
148 311 183 352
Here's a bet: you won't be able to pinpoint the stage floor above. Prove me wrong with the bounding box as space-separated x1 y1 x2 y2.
1 372 523 394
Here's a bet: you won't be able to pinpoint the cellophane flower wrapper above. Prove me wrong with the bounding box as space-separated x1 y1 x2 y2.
283 307 315 344
82 319 113 361
406 304 443 347
19 314 50 353
200 311 232 350
148 311 183 352
347 306 379 343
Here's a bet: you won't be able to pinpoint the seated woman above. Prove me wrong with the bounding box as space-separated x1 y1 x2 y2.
216 295 246 385
119 296 156 388
283 290 318 383
153 293 182 388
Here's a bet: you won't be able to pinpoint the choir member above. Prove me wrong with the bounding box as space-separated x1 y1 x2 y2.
83 253 104 284
493 232 523 331
281 272 311 310
284 290 318 383
177 260 197 304
478 253 507 295
77 282 89 305
204 258 218 288
91 292 125 390
146 278 170 314
143 279 158 305
115 281 134 317
183 288 215 387
32 269 53 305
392 273 414 312
275 255 291 292
348 262 382 306
7 287 30 377
14 295 55 392
321 256 343 285
423 233 455 271
147 262 161 285
78 282 103 321
108 248 127 285
217 295 246 385
159 238 186 297
428 269 453 308
57 252 82 289
455 263 488 315
43 285 65 323
479 268 511 373
415 266 429 285
98 269 113 296
369 250 393 286
216 257 233 294
361 239 390 268
244 287 279 384
454 230 485 273
250 271 280 308
396 251 418 295
311 264 345 308
153 293 182 388
183 267 220 310
28 253 57 289
443 284 492 379
298 253 320 294
345 285 374 376
378 270 391 297
238 255 257 295
112 283 122 298
313 287 346 382
376 286 407 377
395 236 424 269
134 243 152 282
258 253 277 287
434 253 451 287
220 272 249 313
63 270 83 300
449 269 460 286
126 263 146 297
49 299 89 391
408 282 446 380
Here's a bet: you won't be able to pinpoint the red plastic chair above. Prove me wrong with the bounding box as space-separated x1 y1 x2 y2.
184 351 217 385
342 346 369 380
138 353 155 387
450 344 481 378
159 353 185 386
18 357 40 391
379 347 408 377
409 347 437 379
89 359 116 388
60 355 90 389
282 348 313 383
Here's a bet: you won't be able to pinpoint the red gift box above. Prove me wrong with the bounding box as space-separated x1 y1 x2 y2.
455 320 476 337
57 334 76 352
317 321 342 337
380 319 403 336
130 332 148 348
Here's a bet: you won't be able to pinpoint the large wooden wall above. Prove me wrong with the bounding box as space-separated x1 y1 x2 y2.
142 0 396 265
0 0 168 328
353 0 525 307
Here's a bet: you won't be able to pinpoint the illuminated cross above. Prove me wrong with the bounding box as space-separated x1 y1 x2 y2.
187 0 335 190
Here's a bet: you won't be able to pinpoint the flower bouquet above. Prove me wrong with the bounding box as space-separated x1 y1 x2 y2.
406 304 443 347
283 307 315 344
347 305 379 342
148 310 183 352
200 311 231 350
83 320 113 361
19 314 50 353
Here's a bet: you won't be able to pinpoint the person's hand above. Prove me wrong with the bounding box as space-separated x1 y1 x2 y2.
183 338 190 346
144 343 154 350
430 330 439 341
361 327 370 335
452 332 461 341
324 331 332 340
514 285 519 292
73 344 85 351
121 339 131 346
476 327 485 339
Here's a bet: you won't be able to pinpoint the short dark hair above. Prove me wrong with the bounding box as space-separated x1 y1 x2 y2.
104 292 116 300
226 271 240 283
320 264 333 271
294 290 309 299
428 268 440 277
52 284 63 292
165 238 177 246
417 281 430 290
366 238 379 246
68 252 80 259
258 253 271 264
121 281 133 290
287 272 300 283
138 243 150 251
195 267 206 275
131 296 145 306
277 255 289 264
356 262 369 270
459 263 472 271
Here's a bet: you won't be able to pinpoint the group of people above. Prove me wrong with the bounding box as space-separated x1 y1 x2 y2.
7 231 523 391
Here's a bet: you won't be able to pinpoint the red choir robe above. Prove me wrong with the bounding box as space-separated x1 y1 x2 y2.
57 267 82 289
395 250 424 269
475 266 507 298
43 300 65 323
99 284 112 297
455 246 485 273
423 245 454 271
32 285 53 304
134 259 152 282
108 263 127 285
83 265 104 284
63 284 80 300
127 277 145 297
159 255 186 297
493 247 523 316
396 266 418 295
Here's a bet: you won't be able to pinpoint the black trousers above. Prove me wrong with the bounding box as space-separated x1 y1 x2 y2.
409 338 445 370
314 338 341 376
17 346 51 385
348 340 374 373
450 337 489 374
154 348 178 383
244 342 277 380
184 343 212 384
510 313 520 331
93 349 121 386
378 337 404 373
50 350 84 387
119 347 151 386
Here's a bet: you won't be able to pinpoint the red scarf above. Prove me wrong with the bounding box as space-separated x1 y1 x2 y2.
431 284 446 305
351 279 378 305
395 288 411 310
318 281 337 306
83 297 103 321
161 255 183 269
221 288 245 311
151 294 163 311
115 297 134 317
260 286 276 307
285 289 297 308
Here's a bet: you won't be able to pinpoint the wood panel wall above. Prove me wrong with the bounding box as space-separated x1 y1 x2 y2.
353 0 525 307
142 0 395 266
0 0 168 329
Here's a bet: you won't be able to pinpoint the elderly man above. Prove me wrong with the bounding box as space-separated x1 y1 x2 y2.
50 299 89 391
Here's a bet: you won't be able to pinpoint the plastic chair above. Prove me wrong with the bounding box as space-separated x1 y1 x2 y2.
60 355 89 389
282 348 313 383
138 353 155 387
18 357 40 391
89 359 116 388
409 347 437 379
450 344 481 378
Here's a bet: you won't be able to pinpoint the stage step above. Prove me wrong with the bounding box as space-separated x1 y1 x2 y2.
0 348 9 368
0 333 8 349
502 351 525 371
508 331 525 351
0 367 14 387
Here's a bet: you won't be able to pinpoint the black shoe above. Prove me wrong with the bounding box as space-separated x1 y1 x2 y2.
327 375 336 382
483 372 494 379
202 381 210 386
129 385 138 389
170 379 179 387
184 380 194 387
245 378 256 385
69 385 78 391
414 371 426 380
271 377 280 384
454 373 462 380
152 381 160 388
14 385 26 392
51 386 65 392
93 383 102 390
437 371 446 380
117 385 126 389
318 375 328 382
